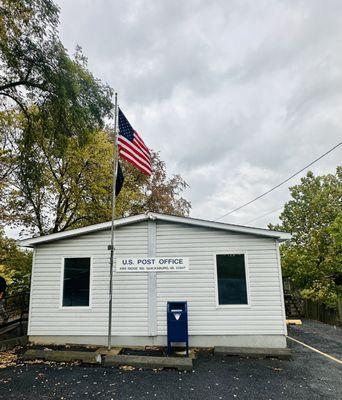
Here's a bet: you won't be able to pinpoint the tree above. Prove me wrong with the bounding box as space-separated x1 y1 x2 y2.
0 0 191 294
0 0 191 235
1 111 191 235
0 227 32 293
270 168 342 307
116 151 191 218
0 110 17 215
0 0 113 139
1 0 114 226
0 0 59 99
2 120 114 234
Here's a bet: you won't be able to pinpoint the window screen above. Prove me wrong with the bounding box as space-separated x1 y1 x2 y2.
62 258 90 307
216 254 248 305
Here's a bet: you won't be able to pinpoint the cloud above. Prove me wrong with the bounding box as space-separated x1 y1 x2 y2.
54 0 342 227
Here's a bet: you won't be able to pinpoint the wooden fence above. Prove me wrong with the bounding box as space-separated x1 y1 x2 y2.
303 299 341 325
0 291 29 339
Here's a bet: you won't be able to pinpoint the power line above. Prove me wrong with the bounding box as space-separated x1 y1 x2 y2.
215 140 342 221
243 206 283 225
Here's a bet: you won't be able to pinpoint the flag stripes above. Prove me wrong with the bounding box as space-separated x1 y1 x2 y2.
118 108 152 176
134 131 150 154
118 135 150 166
119 151 152 176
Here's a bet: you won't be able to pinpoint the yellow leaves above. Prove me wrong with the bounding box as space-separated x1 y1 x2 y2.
119 365 136 371
2 107 190 233
0 265 13 285
0 348 18 369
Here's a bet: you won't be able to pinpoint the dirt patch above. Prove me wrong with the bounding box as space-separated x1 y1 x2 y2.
121 346 166 357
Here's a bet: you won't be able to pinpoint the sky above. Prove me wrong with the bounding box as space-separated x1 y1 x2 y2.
54 0 341 228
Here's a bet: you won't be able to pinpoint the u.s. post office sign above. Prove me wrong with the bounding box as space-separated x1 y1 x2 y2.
116 257 190 272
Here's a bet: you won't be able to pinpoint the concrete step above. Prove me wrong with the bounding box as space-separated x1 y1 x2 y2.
214 346 292 360
22 349 101 364
22 349 193 370
103 354 193 371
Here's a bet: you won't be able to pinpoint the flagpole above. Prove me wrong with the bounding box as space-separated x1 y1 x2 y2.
107 92 118 351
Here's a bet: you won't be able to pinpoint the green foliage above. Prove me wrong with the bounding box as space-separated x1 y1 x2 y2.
270 168 342 307
116 152 191 218
0 0 113 139
1 0 114 229
0 227 32 293
1 112 191 235
0 0 191 292
3 123 115 234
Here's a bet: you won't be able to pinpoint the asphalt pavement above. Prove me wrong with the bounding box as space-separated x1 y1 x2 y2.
287 318 342 360
0 320 341 400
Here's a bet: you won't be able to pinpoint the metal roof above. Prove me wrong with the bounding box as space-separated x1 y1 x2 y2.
19 212 291 247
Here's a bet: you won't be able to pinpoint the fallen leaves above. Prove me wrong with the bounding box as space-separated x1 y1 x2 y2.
119 365 136 371
268 366 283 372
0 349 17 369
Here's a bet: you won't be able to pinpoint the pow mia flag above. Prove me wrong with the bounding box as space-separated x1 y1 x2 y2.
115 162 124 196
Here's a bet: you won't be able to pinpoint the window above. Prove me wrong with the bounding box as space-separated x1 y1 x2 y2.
216 254 248 305
62 258 90 307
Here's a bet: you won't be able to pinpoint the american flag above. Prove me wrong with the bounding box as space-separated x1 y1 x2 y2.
118 108 152 176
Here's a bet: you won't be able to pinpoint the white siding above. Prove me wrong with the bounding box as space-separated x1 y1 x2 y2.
155 221 285 336
29 220 285 338
29 222 149 336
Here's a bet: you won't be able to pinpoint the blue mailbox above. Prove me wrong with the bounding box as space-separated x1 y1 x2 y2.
167 301 189 356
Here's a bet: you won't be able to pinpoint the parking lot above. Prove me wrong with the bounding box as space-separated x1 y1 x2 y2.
0 320 341 400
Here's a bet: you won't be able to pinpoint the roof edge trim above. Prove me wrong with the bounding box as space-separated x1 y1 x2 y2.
19 212 291 247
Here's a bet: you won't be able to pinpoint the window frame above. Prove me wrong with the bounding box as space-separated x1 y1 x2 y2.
59 256 93 310
214 251 251 308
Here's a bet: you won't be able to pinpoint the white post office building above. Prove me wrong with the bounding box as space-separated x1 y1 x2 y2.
21 212 290 349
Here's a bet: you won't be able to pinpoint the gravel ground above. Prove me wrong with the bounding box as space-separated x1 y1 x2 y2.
0 320 341 400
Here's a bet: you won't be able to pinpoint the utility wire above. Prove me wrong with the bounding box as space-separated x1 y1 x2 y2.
243 206 283 225
215 140 342 221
